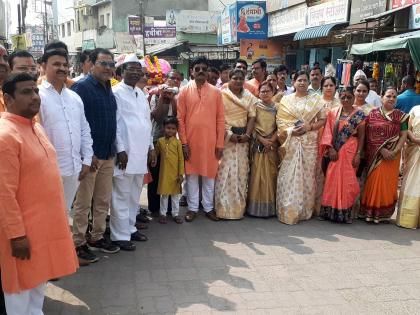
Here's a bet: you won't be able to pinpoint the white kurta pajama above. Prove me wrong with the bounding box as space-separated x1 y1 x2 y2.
38 80 93 220
111 81 153 241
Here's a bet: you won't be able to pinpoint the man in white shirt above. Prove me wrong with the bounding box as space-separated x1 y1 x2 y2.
111 54 156 251
38 49 93 227
354 70 382 107
74 50 92 82
308 67 323 96
323 56 336 78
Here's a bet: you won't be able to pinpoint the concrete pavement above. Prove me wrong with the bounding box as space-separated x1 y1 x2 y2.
44 210 420 315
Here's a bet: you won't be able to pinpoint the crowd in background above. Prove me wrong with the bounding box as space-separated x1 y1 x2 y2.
1 41 420 315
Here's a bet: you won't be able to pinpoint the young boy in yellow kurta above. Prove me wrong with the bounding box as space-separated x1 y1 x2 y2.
155 116 185 224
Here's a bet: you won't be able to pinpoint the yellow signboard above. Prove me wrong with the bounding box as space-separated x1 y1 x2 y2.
11 34 27 51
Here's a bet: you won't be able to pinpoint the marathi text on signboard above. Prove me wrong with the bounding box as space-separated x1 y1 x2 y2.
360 0 387 19
392 0 420 9
128 16 142 35
166 10 218 34
306 0 349 28
268 3 307 37
115 32 137 53
144 26 177 45
236 1 268 40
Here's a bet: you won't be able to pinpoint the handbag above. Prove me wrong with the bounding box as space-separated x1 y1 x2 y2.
231 127 247 135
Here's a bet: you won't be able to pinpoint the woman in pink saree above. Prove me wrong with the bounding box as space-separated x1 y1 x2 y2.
319 87 366 223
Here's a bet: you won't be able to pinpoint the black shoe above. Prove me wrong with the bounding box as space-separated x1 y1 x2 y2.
76 244 99 263
179 195 188 207
136 208 152 223
112 240 136 251
88 238 120 254
131 231 148 242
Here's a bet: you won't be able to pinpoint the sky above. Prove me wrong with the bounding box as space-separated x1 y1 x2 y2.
8 0 44 36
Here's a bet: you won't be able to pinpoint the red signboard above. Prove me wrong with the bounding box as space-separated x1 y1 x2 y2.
392 0 420 9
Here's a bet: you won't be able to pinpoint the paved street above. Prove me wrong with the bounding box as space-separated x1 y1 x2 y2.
43 204 420 315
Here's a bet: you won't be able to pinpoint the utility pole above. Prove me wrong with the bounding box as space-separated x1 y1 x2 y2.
138 0 147 56
20 0 26 33
17 4 22 34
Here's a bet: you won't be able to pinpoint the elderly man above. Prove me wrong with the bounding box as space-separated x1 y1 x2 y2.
0 73 78 315
38 49 93 242
354 70 382 107
110 54 154 250
177 56 224 222
71 48 120 263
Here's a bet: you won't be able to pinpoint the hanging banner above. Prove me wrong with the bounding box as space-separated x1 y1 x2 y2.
115 32 137 53
236 1 268 40
166 10 218 34
410 3 420 29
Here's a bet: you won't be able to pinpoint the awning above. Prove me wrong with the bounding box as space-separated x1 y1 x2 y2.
350 30 420 69
293 23 348 41
145 42 185 55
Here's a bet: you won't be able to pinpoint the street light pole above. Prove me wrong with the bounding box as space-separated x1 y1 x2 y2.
138 0 146 56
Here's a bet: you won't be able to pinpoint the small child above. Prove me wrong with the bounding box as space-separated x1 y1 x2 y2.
154 116 185 224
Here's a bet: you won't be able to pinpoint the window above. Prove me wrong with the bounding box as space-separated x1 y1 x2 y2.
106 13 110 27
61 24 65 38
67 22 71 37
100 14 104 26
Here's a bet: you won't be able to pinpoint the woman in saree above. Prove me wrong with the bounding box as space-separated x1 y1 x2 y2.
354 80 375 115
276 71 326 225
360 87 409 224
320 76 340 111
247 81 279 217
397 105 420 228
319 87 366 223
215 69 258 220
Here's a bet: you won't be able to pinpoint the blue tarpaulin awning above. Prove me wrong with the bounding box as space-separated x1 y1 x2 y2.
293 23 348 41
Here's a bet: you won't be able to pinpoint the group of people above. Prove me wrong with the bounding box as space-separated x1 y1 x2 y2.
1 39 420 315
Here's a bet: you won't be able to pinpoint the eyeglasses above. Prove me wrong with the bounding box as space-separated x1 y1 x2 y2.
96 61 116 68
194 66 207 72
340 95 353 100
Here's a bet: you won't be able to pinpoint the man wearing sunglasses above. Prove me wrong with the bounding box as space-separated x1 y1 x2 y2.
177 56 225 222
71 48 120 264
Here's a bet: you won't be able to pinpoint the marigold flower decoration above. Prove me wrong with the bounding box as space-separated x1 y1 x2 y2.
145 55 164 85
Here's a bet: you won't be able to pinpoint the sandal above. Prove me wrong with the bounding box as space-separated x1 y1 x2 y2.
159 215 167 224
173 216 183 224
185 211 197 222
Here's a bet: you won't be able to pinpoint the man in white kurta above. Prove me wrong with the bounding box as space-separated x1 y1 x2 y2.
38 49 93 223
110 54 155 251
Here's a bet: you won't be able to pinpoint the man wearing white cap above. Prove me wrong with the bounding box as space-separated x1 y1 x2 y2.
354 70 382 107
110 54 156 251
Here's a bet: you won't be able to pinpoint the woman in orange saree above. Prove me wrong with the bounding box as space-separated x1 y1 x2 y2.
360 87 409 224
319 87 366 223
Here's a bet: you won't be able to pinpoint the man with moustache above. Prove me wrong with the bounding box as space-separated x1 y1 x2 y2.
38 49 93 244
0 73 78 315
308 66 323 96
247 58 267 97
177 56 225 222
110 54 154 250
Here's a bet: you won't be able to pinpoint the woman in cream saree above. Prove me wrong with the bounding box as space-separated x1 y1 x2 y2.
276 71 326 225
247 81 279 217
215 69 257 219
397 105 420 228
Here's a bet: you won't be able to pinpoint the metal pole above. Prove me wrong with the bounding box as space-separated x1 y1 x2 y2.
20 0 26 33
139 0 146 56
17 4 22 35
44 0 48 42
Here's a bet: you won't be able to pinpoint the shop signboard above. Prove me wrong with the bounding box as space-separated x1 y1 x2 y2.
392 0 420 9
267 0 305 12
166 10 218 34
236 1 268 40
115 32 137 53
128 16 142 35
410 3 420 29
239 39 286 70
268 3 307 37
306 0 349 28
219 3 238 45
144 26 176 45
360 0 387 19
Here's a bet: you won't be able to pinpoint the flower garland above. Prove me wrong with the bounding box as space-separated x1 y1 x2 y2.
145 55 164 85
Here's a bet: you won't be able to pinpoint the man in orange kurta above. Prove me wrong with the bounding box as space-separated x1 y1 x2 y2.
247 58 267 97
177 57 225 222
0 73 78 314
